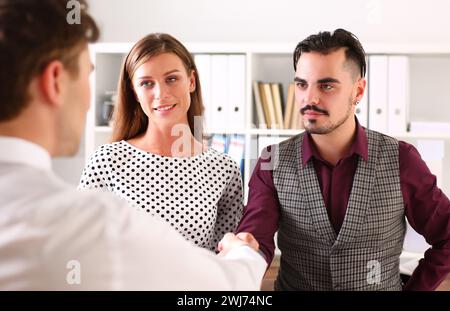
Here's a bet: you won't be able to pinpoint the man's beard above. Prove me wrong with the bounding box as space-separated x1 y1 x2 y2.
302 98 353 135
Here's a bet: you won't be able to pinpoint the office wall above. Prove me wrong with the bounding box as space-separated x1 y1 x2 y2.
90 0 450 45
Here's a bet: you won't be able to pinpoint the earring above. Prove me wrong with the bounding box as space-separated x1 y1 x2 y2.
356 100 360 105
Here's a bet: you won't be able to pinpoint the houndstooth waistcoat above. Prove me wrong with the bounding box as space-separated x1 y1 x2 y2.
272 129 406 291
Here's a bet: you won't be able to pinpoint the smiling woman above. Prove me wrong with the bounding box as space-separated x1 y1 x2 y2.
112 33 204 146
78 33 244 252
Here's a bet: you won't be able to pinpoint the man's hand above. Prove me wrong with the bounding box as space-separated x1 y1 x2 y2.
218 232 259 256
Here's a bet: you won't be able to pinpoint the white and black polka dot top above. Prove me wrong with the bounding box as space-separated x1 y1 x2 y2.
78 140 244 252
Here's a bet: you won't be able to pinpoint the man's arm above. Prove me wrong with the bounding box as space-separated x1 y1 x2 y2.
400 141 450 290
236 149 281 265
107 195 267 291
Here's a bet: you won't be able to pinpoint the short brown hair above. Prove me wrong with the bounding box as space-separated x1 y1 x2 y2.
112 33 204 142
293 28 366 78
0 0 99 121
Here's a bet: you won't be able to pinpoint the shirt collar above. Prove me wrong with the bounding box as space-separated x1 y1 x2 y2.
302 117 369 166
0 136 52 171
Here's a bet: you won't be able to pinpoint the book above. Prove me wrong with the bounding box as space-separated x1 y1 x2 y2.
271 83 284 129
253 81 267 129
262 83 278 129
284 83 295 129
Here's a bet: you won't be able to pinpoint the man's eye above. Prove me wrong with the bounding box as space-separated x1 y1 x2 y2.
321 84 333 91
296 82 307 89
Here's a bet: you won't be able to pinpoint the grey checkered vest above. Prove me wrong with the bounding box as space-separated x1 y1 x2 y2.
272 129 405 290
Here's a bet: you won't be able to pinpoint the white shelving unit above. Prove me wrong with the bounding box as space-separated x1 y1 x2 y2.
76 41 450 275
85 42 450 203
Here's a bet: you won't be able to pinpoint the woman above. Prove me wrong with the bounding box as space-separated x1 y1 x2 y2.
79 33 243 252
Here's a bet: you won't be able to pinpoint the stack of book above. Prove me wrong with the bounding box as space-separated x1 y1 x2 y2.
253 81 304 130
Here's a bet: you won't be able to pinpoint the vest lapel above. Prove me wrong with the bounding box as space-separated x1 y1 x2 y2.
333 130 379 249
297 135 337 245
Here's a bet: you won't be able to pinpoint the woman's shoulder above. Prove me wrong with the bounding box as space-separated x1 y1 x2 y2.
88 141 129 161
205 148 241 172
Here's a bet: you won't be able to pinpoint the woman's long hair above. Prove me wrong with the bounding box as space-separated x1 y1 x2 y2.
111 33 204 142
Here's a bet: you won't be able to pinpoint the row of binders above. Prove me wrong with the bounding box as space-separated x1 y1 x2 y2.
253 81 304 130
195 54 410 134
356 55 409 133
195 54 246 132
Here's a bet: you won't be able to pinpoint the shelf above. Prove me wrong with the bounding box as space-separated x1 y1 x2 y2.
391 132 450 139
204 129 247 135
85 42 450 203
90 42 450 55
249 128 303 136
95 126 112 133
94 127 450 139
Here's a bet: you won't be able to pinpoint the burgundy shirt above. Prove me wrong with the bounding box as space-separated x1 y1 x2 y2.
237 121 450 291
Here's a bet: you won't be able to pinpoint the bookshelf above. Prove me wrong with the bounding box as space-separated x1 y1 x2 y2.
84 42 450 203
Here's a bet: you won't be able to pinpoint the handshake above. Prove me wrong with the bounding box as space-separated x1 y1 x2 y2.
218 232 259 256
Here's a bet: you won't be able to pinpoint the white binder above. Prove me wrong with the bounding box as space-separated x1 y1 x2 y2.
194 54 212 132
210 55 229 131
387 56 409 134
355 56 369 127
368 55 388 133
227 55 246 130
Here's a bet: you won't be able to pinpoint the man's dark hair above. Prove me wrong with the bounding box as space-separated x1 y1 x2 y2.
293 28 366 79
0 0 99 121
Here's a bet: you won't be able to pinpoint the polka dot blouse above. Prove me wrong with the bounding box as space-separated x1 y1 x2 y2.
78 140 244 252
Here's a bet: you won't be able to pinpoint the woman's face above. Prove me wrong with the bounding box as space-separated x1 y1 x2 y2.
132 52 195 129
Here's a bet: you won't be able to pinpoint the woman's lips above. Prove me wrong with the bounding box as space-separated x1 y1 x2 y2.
153 104 176 112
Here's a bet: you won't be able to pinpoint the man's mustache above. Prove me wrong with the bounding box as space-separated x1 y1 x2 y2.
300 105 329 116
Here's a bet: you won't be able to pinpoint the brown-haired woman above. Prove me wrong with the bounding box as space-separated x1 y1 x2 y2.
78 33 243 252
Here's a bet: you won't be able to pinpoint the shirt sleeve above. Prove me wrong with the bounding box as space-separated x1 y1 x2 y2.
212 159 244 252
236 146 281 265
77 145 110 191
118 203 267 291
50 191 266 290
400 141 450 290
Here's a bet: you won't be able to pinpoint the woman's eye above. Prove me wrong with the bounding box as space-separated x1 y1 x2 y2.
140 81 154 88
167 76 177 83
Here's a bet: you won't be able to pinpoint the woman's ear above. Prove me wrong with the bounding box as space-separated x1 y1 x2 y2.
39 60 66 108
189 70 196 93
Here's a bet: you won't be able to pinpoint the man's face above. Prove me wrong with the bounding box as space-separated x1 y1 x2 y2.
57 46 93 156
294 48 363 135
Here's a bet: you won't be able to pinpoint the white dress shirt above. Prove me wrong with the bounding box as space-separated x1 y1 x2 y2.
0 136 266 290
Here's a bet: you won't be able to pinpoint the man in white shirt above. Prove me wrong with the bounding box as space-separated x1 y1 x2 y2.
0 0 266 290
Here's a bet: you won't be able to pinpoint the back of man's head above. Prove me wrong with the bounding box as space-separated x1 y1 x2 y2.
0 0 99 122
